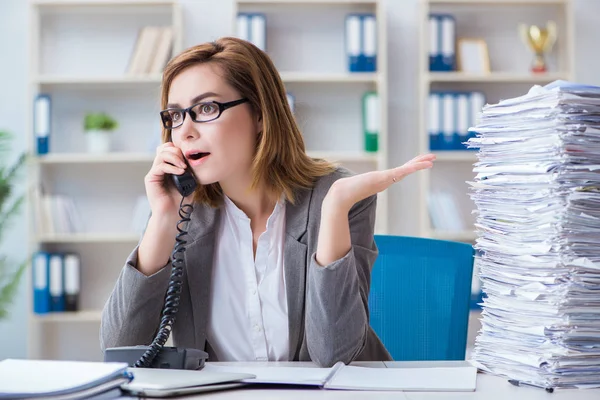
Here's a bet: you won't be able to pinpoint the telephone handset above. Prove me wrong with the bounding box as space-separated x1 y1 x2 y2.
171 169 197 198
104 166 208 370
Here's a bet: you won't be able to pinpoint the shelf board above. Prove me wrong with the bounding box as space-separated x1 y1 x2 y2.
307 151 379 163
34 75 162 86
280 72 379 83
431 230 477 242
37 152 155 164
433 151 477 162
428 72 569 83
33 0 176 6
37 233 141 244
237 0 377 4
428 0 567 4
31 310 102 323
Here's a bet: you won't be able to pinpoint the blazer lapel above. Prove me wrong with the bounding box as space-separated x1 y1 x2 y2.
284 187 313 360
183 204 220 349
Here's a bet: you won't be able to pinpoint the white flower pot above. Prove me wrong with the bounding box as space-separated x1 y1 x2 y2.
85 129 112 153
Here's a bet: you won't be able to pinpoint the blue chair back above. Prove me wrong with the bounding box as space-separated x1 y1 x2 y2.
369 235 474 361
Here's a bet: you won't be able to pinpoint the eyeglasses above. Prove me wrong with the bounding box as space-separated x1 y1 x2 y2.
160 98 249 129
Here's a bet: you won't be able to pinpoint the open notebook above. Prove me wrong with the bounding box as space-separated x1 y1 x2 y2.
202 362 478 392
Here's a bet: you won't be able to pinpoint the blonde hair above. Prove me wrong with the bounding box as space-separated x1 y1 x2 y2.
160 37 335 207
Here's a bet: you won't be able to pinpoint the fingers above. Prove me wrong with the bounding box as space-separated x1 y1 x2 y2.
147 143 187 181
390 160 433 183
408 153 437 163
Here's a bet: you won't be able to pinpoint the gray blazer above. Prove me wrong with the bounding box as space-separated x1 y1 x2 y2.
100 167 392 367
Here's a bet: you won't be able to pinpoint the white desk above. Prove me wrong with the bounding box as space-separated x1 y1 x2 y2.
157 361 600 400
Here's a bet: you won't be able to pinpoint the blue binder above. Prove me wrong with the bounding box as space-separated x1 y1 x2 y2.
429 91 487 151
346 13 377 72
49 253 65 312
34 94 51 155
32 252 50 314
361 14 377 72
429 14 455 72
237 13 266 51
345 14 361 72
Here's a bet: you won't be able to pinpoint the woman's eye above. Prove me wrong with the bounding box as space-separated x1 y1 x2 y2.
170 111 181 121
200 104 217 114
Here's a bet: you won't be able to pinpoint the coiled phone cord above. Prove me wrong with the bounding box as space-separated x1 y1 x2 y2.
134 197 193 368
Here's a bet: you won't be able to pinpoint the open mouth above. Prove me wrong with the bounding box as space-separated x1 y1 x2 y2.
188 152 210 161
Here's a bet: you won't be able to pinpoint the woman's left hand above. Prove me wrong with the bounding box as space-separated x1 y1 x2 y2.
324 153 436 212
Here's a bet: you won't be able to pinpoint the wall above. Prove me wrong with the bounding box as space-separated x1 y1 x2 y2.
0 0 599 359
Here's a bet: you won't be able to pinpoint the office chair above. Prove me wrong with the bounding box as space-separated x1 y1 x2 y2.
368 235 475 361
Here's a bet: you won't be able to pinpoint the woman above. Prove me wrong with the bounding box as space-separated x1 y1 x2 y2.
100 37 435 367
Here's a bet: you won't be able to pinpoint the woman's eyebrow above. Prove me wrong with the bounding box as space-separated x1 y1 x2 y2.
167 92 220 109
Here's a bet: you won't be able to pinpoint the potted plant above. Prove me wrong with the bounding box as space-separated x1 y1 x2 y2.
84 112 118 153
0 130 26 320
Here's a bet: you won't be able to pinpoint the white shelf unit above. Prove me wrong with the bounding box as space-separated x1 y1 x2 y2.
27 0 183 362
233 0 389 233
417 0 574 243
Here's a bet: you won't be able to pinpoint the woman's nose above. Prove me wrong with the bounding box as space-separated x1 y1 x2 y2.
178 114 200 140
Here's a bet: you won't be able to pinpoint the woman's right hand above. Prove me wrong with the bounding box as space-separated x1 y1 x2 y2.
144 142 189 217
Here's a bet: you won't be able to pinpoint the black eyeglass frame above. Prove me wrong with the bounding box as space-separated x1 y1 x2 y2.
160 98 249 129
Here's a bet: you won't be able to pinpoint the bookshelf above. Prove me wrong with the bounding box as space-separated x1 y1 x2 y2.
27 0 183 361
417 0 574 243
233 0 389 232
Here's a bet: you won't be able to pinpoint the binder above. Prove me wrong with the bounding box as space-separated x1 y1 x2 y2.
441 93 455 150
251 14 266 51
362 91 379 152
428 15 439 71
49 253 65 312
34 94 51 155
429 14 455 71
32 252 50 314
236 13 249 42
345 14 361 72
456 93 470 149
440 15 456 71
429 91 487 150
286 92 295 114
362 14 377 72
64 253 81 312
428 93 441 151
237 13 266 51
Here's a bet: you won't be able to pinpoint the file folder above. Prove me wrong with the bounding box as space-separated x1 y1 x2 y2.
428 93 441 151
428 15 439 71
64 253 81 312
362 91 379 152
286 92 295 114
32 252 50 314
362 14 377 72
345 14 361 72
457 93 470 149
440 15 456 71
34 94 51 155
441 93 455 150
237 13 266 51
49 253 65 312
429 14 455 71
250 14 266 51
236 13 249 42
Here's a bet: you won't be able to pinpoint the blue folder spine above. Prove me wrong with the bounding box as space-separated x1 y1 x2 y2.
32 252 50 314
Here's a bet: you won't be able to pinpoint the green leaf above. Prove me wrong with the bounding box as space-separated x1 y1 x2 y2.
0 258 27 320
0 195 24 244
84 113 119 131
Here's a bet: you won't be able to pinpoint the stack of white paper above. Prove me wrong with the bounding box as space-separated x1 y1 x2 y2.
467 80 600 390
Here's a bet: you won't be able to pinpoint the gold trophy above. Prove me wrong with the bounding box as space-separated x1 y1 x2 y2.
519 21 557 73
